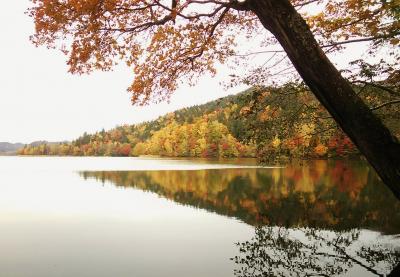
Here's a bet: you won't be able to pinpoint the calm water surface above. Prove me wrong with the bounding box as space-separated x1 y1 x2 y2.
0 157 399 277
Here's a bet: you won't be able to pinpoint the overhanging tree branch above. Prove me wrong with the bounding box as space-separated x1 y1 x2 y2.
371 99 400 111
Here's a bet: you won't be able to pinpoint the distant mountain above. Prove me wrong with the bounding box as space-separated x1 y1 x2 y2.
0 141 67 155
0 142 24 153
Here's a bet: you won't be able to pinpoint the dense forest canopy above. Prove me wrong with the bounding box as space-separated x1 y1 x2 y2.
19 83 398 161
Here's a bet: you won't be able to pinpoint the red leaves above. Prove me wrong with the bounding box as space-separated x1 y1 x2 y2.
327 132 356 157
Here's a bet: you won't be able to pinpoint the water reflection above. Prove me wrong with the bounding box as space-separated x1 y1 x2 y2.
81 160 400 276
232 227 400 277
81 160 400 234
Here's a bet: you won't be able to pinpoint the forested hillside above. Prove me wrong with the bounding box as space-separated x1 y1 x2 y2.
18 92 256 158
19 83 399 160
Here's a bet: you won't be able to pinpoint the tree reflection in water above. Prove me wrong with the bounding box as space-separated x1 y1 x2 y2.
80 160 400 276
232 227 400 277
81 160 400 234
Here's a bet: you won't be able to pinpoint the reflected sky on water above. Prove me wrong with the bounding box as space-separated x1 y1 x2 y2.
0 157 399 276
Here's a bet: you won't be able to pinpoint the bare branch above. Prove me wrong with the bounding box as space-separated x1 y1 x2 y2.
371 99 400 111
352 80 400 97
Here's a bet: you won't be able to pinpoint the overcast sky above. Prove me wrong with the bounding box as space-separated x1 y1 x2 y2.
0 1 247 143
0 1 367 144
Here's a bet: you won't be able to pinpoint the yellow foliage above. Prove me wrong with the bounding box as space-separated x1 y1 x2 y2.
298 123 315 147
271 136 281 148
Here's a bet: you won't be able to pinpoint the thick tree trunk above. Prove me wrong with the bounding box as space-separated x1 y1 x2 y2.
247 0 400 199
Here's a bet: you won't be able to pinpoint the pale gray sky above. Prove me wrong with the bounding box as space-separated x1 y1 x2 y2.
0 1 368 144
0 1 244 143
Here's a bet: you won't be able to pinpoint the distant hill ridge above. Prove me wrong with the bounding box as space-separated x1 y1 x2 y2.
0 141 67 154
3 89 251 156
17 89 256 157
0 142 24 153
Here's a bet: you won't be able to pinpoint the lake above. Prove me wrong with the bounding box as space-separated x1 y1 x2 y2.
0 156 399 277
